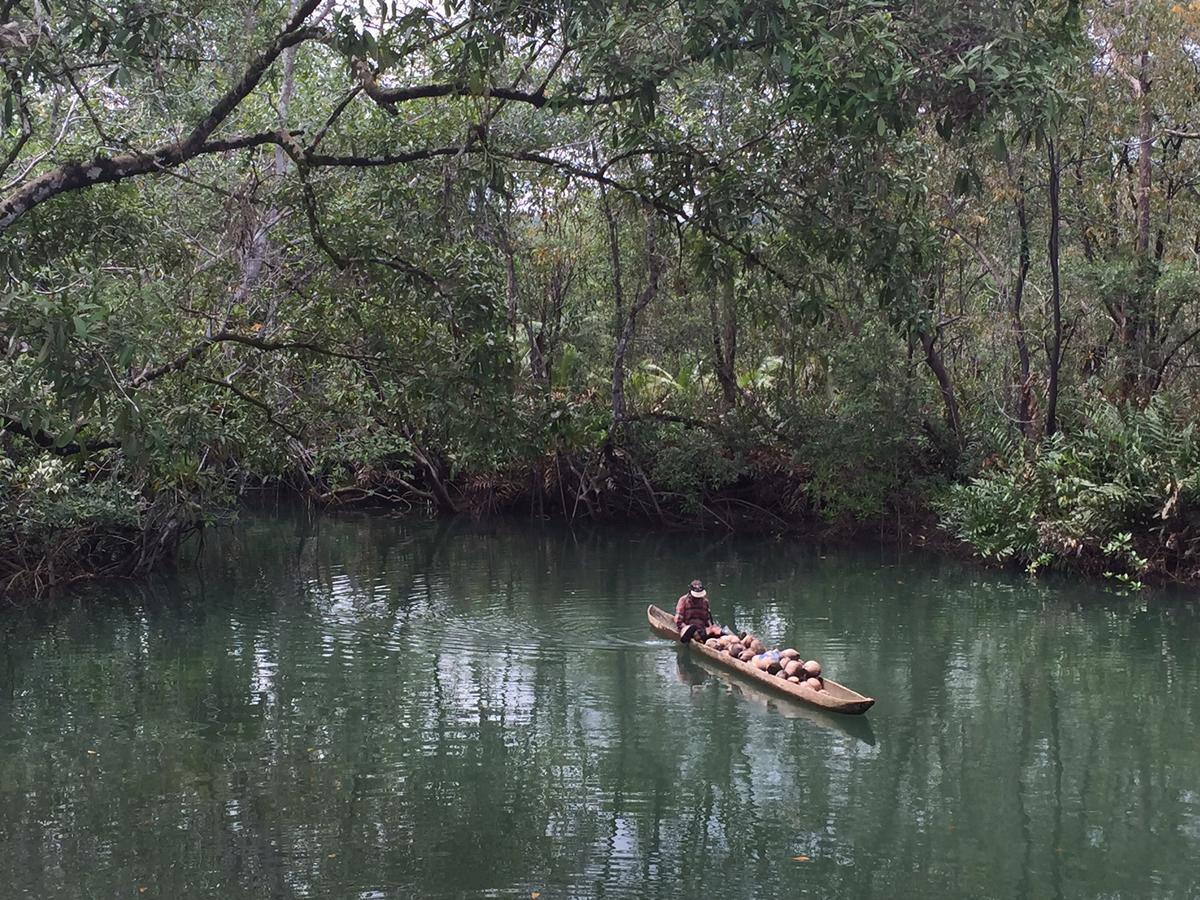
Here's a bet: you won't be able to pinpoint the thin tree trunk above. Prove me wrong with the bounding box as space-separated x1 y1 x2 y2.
498 199 548 392
599 178 624 329
523 319 549 386
274 0 302 175
1072 135 1096 264
1046 136 1064 439
709 268 738 408
1010 163 1035 436
612 214 662 428
503 230 520 335
1125 35 1154 397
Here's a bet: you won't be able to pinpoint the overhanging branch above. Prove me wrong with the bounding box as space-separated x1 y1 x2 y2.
0 2 325 232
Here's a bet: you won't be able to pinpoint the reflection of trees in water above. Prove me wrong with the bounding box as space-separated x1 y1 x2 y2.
0 513 1198 897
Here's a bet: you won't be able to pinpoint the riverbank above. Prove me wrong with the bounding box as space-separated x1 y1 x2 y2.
4 413 1197 602
298 436 1200 591
3 487 1195 606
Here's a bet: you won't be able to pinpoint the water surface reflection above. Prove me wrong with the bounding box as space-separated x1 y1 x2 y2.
0 513 1197 898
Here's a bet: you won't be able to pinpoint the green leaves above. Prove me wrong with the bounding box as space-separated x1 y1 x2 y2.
991 131 1009 162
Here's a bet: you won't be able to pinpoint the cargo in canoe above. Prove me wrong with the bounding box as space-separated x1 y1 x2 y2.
646 604 875 715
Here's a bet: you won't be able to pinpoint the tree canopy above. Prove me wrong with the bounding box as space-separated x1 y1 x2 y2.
1 0 1198 593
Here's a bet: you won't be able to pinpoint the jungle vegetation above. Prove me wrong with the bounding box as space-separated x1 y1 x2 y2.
1 0 1198 594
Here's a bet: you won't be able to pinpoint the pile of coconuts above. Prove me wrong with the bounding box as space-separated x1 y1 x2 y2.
704 632 824 691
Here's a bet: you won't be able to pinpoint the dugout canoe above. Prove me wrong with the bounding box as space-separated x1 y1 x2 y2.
647 604 875 715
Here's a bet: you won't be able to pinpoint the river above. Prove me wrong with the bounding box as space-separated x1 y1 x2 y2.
1 512 1197 898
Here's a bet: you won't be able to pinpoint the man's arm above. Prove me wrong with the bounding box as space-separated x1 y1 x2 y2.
674 595 686 624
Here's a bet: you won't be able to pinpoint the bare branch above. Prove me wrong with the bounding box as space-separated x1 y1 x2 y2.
198 376 304 441
129 330 399 388
309 85 362 151
349 56 639 113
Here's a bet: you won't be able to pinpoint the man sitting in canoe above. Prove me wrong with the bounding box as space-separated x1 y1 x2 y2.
675 579 722 643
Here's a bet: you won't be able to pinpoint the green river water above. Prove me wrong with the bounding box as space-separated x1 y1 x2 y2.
1 512 1198 899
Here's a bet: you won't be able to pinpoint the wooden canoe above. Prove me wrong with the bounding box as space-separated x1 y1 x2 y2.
647 604 875 715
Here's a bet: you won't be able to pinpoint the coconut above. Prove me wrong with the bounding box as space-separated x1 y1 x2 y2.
704 638 718 647
750 639 766 654
780 648 800 660
753 655 771 671
739 649 755 662
787 675 801 683
802 660 822 677
766 660 782 674
741 634 754 648
775 669 789 678
806 677 823 691
784 660 802 677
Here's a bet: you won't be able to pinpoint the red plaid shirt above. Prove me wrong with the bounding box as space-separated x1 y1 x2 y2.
675 593 712 630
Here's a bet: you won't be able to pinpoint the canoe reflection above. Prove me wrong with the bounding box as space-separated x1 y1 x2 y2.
674 651 877 746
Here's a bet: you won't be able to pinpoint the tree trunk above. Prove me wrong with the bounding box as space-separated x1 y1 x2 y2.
919 327 962 447
1045 137 1064 439
409 442 459 514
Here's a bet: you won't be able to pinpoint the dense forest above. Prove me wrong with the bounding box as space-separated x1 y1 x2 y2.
1 0 1198 594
